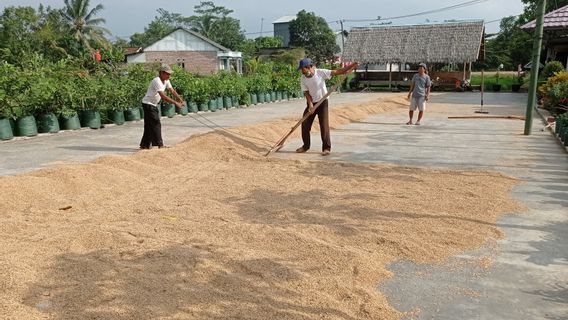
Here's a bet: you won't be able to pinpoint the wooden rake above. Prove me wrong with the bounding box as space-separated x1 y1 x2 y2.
264 73 350 157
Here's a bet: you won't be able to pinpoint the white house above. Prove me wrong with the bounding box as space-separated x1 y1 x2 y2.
126 28 242 75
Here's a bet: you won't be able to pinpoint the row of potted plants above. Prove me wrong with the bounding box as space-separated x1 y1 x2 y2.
0 88 304 140
0 56 304 141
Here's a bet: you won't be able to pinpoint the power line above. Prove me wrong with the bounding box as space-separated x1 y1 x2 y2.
485 14 520 25
328 0 490 24
378 0 489 21
243 0 491 38
244 30 274 36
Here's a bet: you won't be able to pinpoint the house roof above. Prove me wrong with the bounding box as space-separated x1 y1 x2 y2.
124 47 142 56
273 15 296 24
342 20 485 64
144 28 230 52
521 4 568 30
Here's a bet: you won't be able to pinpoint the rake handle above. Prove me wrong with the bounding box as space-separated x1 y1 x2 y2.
265 72 349 156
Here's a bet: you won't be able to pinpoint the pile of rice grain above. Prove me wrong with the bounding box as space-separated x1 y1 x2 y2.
0 97 521 319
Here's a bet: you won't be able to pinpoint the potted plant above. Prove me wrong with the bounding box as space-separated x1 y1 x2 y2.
0 63 16 140
31 75 60 134
76 75 102 129
104 74 129 124
124 63 153 121
56 71 82 130
217 72 233 109
12 68 39 137
492 64 503 92
169 66 189 116
192 77 211 112
234 75 248 107
492 71 502 92
512 75 523 92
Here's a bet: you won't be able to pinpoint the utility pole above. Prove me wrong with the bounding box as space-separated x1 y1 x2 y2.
260 18 264 37
340 20 345 53
524 0 547 135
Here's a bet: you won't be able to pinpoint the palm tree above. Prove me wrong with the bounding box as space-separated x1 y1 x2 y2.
62 0 110 51
187 14 217 38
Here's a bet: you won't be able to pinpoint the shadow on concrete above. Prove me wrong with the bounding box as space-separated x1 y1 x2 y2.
508 220 568 267
352 120 406 126
525 283 568 320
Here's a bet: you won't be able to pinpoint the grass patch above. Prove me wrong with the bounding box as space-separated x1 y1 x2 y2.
470 75 522 91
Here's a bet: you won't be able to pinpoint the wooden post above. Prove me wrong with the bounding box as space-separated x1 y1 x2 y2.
388 62 392 91
398 62 402 91
475 69 488 114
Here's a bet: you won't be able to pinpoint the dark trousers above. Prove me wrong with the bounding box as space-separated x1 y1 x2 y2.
140 103 163 148
301 99 331 151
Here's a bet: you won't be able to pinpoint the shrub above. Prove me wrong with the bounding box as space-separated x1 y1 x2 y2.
0 63 18 118
541 61 564 79
539 71 568 114
126 63 155 108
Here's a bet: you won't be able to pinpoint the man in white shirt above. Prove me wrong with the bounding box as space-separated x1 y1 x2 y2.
140 64 185 149
296 58 358 156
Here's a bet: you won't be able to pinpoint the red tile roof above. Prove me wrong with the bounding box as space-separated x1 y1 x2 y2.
522 4 568 30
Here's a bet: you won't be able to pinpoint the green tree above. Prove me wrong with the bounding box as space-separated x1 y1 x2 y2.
474 16 533 71
288 10 339 63
237 36 283 60
237 39 257 60
0 7 39 63
210 16 245 50
185 1 244 50
62 0 110 52
129 8 187 47
520 0 568 24
36 5 73 60
255 36 283 48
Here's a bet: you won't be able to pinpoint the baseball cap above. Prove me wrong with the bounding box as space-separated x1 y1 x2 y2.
159 63 174 74
418 63 427 69
298 58 313 70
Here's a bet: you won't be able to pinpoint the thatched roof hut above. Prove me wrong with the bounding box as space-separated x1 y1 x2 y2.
342 20 485 64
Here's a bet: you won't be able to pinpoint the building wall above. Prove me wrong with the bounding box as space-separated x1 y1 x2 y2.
274 23 291 47
146 29 221 52
126 52 146 63
145 51 218 75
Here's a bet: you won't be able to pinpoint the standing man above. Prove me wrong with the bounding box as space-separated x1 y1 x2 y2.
406 62 432 125
296 58 358 156
140 64 185 149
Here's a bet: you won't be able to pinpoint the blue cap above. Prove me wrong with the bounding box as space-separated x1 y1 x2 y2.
418 62 427 69
298 58 313 70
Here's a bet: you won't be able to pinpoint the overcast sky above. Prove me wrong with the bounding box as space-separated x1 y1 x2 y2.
1 0 526 39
